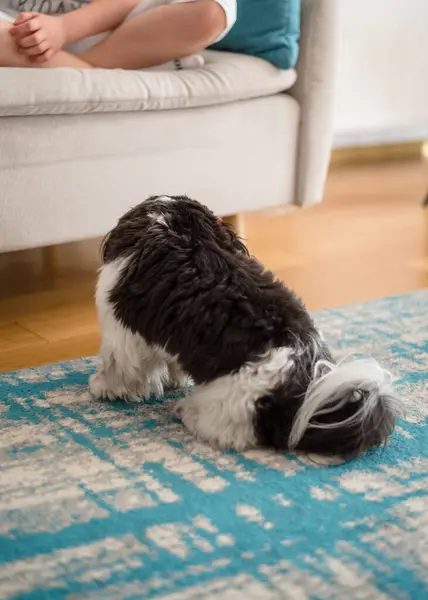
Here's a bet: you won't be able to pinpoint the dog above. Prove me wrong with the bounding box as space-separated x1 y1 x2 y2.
90 195 403 457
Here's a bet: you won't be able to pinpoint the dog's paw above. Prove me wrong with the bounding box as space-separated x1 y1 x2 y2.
167 364 192 390
173 398 202 437
89 370 166 402
143 378 165 399
171 397 186 419
172 395 255 451
89 371 119 401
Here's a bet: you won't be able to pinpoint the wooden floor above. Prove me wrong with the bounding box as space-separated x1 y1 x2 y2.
1 159 427 372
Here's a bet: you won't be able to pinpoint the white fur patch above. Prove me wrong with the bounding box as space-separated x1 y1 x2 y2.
157 195 176 203
90 257 186 400
174 347 295 451
148 212 168 227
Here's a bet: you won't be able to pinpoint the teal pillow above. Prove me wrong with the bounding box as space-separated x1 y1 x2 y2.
211 0 301 70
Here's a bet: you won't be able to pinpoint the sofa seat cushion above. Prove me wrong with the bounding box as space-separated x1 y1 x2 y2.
0 51 296 118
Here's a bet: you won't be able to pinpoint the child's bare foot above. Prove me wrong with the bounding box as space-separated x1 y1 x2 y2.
0 23 31 67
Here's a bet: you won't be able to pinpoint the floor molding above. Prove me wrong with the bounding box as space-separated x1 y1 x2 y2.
331 141 425 168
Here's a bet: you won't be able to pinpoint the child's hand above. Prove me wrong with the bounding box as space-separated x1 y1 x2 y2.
10 12 66 62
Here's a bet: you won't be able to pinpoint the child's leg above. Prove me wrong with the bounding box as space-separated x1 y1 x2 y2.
1 0 229 70
78 0 228 70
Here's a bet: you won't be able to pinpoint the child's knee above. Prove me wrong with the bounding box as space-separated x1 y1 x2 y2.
193 0 227 45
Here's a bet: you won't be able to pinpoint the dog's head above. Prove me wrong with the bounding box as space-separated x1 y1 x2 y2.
254 358 403 459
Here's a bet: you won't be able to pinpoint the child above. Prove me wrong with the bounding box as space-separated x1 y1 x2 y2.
0 0 236 70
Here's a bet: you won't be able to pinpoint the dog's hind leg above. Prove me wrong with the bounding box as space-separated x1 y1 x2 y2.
173 375 259 451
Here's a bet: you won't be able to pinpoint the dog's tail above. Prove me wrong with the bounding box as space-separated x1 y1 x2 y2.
288 355 404 457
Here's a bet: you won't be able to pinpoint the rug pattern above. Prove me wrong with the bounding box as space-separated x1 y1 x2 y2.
0 291 427 599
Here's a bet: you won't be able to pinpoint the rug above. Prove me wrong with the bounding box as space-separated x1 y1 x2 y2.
0 291 427 600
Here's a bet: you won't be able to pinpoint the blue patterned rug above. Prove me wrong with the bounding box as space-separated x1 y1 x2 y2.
1 291 427 600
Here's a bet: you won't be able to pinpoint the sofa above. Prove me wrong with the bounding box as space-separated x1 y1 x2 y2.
0 0 339 253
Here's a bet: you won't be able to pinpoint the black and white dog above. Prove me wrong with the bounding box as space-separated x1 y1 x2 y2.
90 195 403 457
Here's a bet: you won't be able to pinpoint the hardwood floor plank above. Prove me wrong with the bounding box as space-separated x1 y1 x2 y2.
18 302 98 343
0 333 100 372
0 323 45 353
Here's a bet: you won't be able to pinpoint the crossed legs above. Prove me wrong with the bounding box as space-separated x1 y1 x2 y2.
0 0 226 69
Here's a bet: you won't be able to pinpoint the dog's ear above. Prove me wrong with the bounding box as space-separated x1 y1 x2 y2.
222 222 250 256
100 230 112 262
232 235 250 256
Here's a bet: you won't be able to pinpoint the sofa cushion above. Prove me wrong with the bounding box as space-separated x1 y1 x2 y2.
0 51 296 118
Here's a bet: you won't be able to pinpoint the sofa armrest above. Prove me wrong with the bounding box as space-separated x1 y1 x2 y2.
289 0 340 207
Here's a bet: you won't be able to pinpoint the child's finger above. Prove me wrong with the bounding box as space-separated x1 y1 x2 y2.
23 40 50 57
13 12 36 31
34 49 53 63
13 17 41 39
17 30 46 49
15 12 36 24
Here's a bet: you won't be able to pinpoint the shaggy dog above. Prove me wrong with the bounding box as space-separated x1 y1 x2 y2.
90 195 403 457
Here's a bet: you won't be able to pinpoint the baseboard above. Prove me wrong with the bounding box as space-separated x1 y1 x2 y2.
330 141 425 168
333 126 428 149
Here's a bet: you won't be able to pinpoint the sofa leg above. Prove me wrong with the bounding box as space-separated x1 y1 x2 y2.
223 214 245 239
41 245 57 277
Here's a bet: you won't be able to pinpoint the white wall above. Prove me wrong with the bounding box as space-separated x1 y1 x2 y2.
334 0 428 147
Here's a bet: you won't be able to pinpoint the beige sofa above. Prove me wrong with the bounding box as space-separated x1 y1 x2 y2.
0 0 339 253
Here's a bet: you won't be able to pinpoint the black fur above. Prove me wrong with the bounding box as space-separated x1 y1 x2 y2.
101 195 399 457
103 196 320 384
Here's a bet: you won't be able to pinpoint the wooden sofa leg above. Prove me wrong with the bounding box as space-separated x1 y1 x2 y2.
41 245 57 274
222 214 245 239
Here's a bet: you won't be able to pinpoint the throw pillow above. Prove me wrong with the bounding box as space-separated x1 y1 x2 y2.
211 0 301 70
